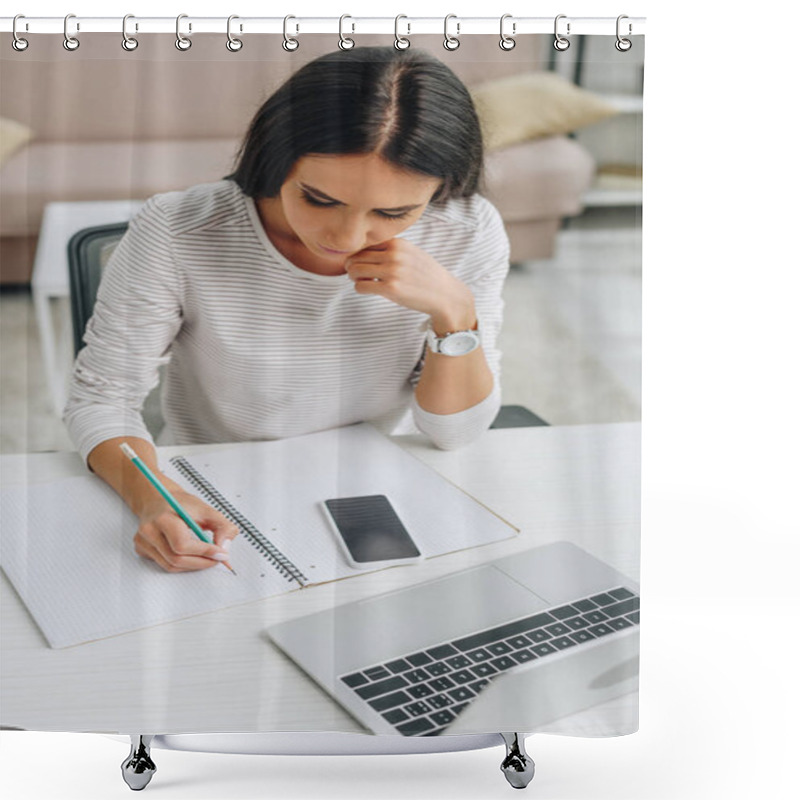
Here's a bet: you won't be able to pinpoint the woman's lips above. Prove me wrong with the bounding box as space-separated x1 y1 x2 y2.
319 244 351 255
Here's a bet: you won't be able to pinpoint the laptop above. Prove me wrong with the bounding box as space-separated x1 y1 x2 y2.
267 541 640 736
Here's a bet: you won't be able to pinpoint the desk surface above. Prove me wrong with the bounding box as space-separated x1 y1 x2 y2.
0 423 640 735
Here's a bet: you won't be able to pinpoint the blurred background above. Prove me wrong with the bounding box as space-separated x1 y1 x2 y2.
0 32 643 453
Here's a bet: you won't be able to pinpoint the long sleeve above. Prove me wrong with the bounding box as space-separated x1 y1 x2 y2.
62 196 184 466
409 199 509 449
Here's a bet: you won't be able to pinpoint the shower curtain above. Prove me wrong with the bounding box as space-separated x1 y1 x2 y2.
0 22 643 746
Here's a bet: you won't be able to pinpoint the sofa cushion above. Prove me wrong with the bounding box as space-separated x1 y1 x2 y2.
0 117 33 166
471 72 618 151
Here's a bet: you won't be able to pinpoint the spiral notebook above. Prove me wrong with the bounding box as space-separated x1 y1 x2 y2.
0 423 518 649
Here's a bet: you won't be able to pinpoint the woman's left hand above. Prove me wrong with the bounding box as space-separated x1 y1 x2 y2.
344 238 476 332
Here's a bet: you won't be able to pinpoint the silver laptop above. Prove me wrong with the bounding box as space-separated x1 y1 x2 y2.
267 541 640 736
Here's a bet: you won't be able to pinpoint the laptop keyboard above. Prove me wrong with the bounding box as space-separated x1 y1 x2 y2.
339 586 640 736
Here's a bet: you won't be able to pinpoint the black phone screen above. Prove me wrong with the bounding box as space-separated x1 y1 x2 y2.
324 495 420 563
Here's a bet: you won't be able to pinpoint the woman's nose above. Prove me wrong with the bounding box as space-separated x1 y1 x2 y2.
327 215 368 252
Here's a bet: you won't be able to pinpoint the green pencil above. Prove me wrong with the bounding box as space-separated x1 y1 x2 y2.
120 442 236 574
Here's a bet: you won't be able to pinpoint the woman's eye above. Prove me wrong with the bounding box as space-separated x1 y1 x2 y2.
301 191 410 221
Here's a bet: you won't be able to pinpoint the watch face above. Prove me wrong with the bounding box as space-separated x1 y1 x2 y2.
441 331 479 356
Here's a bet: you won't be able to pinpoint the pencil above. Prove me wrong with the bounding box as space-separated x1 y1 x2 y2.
119 442 237 575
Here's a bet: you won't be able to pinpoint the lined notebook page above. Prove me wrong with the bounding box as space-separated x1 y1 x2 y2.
0 424 516 648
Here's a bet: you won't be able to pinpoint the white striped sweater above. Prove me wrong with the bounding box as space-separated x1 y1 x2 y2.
63 179 509 463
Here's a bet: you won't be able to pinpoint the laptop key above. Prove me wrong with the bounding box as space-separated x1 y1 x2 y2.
512 648 538 664
397 717 435 735
487 641 513 656
451 702 469 716
545 623 571 637
448 686 477 703
429 676 456 692
609 617 634 631
466 648 492 662
565 616 591 630
531 643 557 657
551 636 577 650
406 651 434 667
450 669 476 685
368 690 413 713
490 655 517 672
573 598 598 613
609 587 635 601
589 592 617 607
426 662 452 677
627 611 640 624
550 604 580 620
404 701 432 717
588 623 614 637
382 708 410 725
603 597 640 619
364 666 391 681
427 644 458 660
569 629 596 643
385 658 414 674
341 672 369 688
528 629 552 643
469 678 491 694
472 662 499 678
445 655 472 670
407 684 434 699
431 709 456 727
507 636 531 649
354 675 409 701
406 668 432 684
427 694 454 710
584 610 610 624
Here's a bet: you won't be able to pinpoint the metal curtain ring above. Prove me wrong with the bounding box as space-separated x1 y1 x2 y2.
553 14 570 51
443 14 460 51
615 15 633 52
63 13 80 51
283 15 299 51
338 14 355 50
12 15 29 52
499 14 516 50
175 14 192 50
394 15 410 50
122 14 138 51
227 15 243 51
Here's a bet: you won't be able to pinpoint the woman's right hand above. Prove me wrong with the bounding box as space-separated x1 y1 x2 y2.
134 490 240 573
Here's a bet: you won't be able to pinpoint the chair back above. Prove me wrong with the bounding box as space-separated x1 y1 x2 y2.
67 223 129 357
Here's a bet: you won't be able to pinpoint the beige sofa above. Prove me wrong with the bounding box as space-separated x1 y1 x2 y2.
0 32 595 285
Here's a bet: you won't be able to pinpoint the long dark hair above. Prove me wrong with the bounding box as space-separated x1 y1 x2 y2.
226 46 484 205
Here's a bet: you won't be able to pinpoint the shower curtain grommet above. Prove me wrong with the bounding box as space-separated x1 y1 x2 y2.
226 15 243 52
175 14 192 51
553 14 571 51
283 15 300 51
443 14 460 51
338 15 355 50
121 15 139 52
499 14 516 51
394 15 411 50
63 14 80 51
11 14 29 51
615 15 633 51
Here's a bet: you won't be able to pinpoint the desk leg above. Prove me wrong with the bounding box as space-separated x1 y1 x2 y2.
32 288 64 414
500 732 535 789
121 734 157 791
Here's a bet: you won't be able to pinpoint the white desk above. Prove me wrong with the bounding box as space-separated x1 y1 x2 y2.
0 423 640 735
31 200 144 414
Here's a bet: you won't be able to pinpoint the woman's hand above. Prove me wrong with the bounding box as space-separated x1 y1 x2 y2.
344 239 477 333
134 490 239 573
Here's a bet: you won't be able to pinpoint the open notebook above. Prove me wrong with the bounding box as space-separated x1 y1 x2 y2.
0 423 518 648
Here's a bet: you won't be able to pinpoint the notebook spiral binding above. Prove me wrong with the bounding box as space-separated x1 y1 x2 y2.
170 455 309 587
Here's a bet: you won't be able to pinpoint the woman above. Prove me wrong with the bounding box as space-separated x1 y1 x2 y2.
63 46 511 574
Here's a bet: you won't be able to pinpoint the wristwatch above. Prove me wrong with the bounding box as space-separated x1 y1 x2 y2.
426 318 481 356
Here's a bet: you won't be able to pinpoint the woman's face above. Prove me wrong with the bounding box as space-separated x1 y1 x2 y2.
260 152 442 270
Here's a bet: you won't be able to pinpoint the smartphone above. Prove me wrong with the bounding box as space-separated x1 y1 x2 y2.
322 495 422 570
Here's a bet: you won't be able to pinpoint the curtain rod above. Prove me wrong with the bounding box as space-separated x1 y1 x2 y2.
1 16 646 37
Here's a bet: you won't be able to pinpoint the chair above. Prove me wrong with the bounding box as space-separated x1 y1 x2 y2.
66 223 548 435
